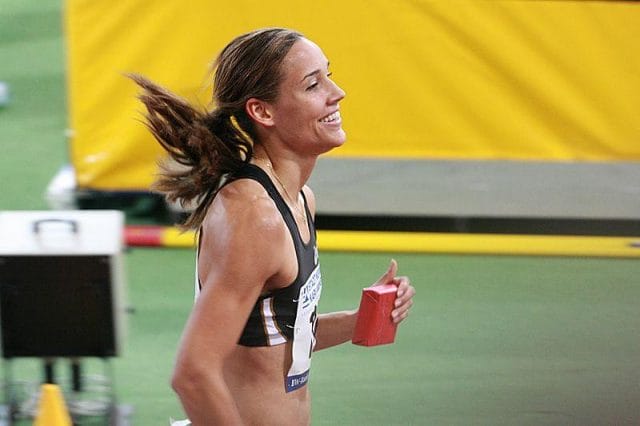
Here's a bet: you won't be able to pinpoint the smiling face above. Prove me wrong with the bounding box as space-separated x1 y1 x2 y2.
265 38 346 155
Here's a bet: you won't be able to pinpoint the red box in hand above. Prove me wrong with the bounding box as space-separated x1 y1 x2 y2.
352 284 398 346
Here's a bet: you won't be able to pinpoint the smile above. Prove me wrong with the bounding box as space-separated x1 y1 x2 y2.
319 111 341 123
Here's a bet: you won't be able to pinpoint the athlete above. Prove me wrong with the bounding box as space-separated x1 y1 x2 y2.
131 28 415 425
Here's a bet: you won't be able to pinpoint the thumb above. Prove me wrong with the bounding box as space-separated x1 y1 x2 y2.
374 259 398 286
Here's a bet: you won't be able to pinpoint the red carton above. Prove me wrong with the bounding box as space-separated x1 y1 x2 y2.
352 284 398 346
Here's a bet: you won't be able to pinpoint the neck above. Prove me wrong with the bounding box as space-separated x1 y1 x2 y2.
252 145 316 195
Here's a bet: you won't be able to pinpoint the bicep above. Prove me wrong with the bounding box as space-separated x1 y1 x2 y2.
178 267 263 366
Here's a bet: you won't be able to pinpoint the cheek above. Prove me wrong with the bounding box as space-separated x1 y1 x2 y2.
274 93 324 133
285 104 319 128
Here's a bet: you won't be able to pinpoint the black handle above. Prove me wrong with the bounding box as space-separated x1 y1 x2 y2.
32 218 79 234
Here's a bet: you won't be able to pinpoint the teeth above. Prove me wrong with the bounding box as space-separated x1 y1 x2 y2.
320 111 340 123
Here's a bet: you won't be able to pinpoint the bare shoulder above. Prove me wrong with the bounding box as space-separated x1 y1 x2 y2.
207 179 285 235
199 178 288 287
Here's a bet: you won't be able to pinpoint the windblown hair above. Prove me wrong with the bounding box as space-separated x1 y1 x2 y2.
130 28 302 229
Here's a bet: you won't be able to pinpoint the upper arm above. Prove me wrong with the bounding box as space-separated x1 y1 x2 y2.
174 184 287 375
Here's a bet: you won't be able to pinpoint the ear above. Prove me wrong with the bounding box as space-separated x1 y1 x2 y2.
245 98 275 127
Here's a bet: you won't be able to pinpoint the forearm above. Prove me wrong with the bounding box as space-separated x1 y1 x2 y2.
314 309 358 351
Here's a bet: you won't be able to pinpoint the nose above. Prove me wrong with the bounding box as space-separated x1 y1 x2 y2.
329 80 345 104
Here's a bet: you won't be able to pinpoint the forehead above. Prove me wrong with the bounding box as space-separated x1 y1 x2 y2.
280 38 328 81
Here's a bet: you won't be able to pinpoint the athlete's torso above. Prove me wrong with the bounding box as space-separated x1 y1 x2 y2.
195 163 322 393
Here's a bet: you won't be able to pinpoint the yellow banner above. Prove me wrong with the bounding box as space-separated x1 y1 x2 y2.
65 0 640 190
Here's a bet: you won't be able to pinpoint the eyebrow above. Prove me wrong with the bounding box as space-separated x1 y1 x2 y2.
301 62 330 83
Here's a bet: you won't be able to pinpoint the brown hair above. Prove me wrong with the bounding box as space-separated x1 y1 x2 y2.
130 28 302 229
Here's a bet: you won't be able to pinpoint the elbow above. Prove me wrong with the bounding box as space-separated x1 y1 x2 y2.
171 365 191 398
171 360 208 400
170 368 187 396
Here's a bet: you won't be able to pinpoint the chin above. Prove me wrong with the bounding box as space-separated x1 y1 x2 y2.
309 129 347 154
329 129 347 145
328 130 347 146
309 140 341 156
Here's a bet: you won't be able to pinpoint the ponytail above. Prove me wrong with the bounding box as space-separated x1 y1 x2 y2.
129 74 253 230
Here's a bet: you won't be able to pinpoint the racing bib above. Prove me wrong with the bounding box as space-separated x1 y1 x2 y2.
285 265 322 392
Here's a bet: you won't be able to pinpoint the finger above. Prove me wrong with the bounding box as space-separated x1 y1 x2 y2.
376 259 398 286
392 306 411 323
393 276 410 297
394 283 415 307
393 296 414 312
397 310 410 323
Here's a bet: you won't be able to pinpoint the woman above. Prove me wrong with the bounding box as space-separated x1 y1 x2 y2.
131 28 415 425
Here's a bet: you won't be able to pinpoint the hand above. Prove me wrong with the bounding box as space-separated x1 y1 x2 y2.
373 259 415 324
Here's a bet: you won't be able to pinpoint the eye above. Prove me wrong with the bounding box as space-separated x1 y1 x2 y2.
305 82 318 91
